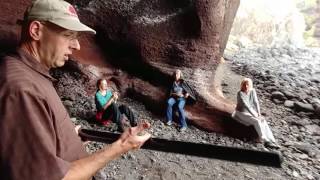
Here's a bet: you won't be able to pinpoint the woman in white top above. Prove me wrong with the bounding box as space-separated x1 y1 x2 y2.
232 78 279 148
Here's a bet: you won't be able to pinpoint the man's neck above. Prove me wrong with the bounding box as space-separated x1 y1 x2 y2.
20 42 42 64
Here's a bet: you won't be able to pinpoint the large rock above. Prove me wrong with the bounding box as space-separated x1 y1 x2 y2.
294 101 315 112
271 91 286 101
0 0 29 53
0 0 250 138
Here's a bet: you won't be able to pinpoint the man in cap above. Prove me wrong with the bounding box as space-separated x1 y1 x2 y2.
0 0 151 179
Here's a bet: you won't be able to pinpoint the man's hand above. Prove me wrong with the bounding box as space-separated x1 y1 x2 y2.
64 122 151 180
117 122 151 152
184 93 189 98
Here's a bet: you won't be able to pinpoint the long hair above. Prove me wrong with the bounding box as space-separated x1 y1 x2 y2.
240 78 253 91
96 78 107 90
172 69 183 82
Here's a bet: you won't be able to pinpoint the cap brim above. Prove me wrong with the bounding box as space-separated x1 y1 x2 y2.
49 18 96 34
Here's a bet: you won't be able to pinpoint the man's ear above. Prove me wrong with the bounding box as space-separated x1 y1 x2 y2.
28 21 43 41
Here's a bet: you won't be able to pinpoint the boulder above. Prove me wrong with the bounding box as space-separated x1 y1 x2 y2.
271 91 286 101
284 100 294 108
305 124 320 136
294 101 315 112
282 90 297 99
314 104 320 116
0 0 254 138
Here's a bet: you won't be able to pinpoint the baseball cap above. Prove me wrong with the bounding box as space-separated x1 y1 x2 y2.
21 0 96 34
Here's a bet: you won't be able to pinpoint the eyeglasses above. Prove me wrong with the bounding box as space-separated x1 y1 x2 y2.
40 21 80 41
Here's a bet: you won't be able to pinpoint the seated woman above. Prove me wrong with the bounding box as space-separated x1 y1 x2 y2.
95 78 137 132
166 69 191 132
232 78 279 148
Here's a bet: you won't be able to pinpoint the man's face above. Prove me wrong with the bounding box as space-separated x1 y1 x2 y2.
38 22 80 69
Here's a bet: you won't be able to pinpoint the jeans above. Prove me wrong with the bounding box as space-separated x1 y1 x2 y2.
166 97 187 128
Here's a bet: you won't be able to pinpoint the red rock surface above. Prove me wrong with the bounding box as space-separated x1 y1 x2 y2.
0 0 254 138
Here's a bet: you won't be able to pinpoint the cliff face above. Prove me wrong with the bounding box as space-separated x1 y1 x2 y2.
0 0 29 53
0 0 245 136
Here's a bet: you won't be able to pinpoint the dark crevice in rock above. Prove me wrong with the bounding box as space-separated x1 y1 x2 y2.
0 29 19 56
94 28 173 88
126 88 167 116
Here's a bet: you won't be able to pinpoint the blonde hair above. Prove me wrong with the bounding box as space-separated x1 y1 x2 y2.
173 69 183 79
240 78 253 91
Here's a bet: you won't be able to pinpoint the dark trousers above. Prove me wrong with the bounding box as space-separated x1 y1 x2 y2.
102 103 137 128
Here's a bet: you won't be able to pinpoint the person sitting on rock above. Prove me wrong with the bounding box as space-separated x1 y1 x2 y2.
166 69 196 132
95 78 137 131
232 78 279 148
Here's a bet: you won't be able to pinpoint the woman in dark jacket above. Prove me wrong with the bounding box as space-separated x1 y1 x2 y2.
166 69 190 132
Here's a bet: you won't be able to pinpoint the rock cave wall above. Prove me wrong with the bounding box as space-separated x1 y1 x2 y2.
0 0 249 137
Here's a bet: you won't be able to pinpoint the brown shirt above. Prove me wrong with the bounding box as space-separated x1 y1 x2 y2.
0 49 87 180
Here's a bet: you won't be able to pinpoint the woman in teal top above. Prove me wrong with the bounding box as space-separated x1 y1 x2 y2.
95 78 137 131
